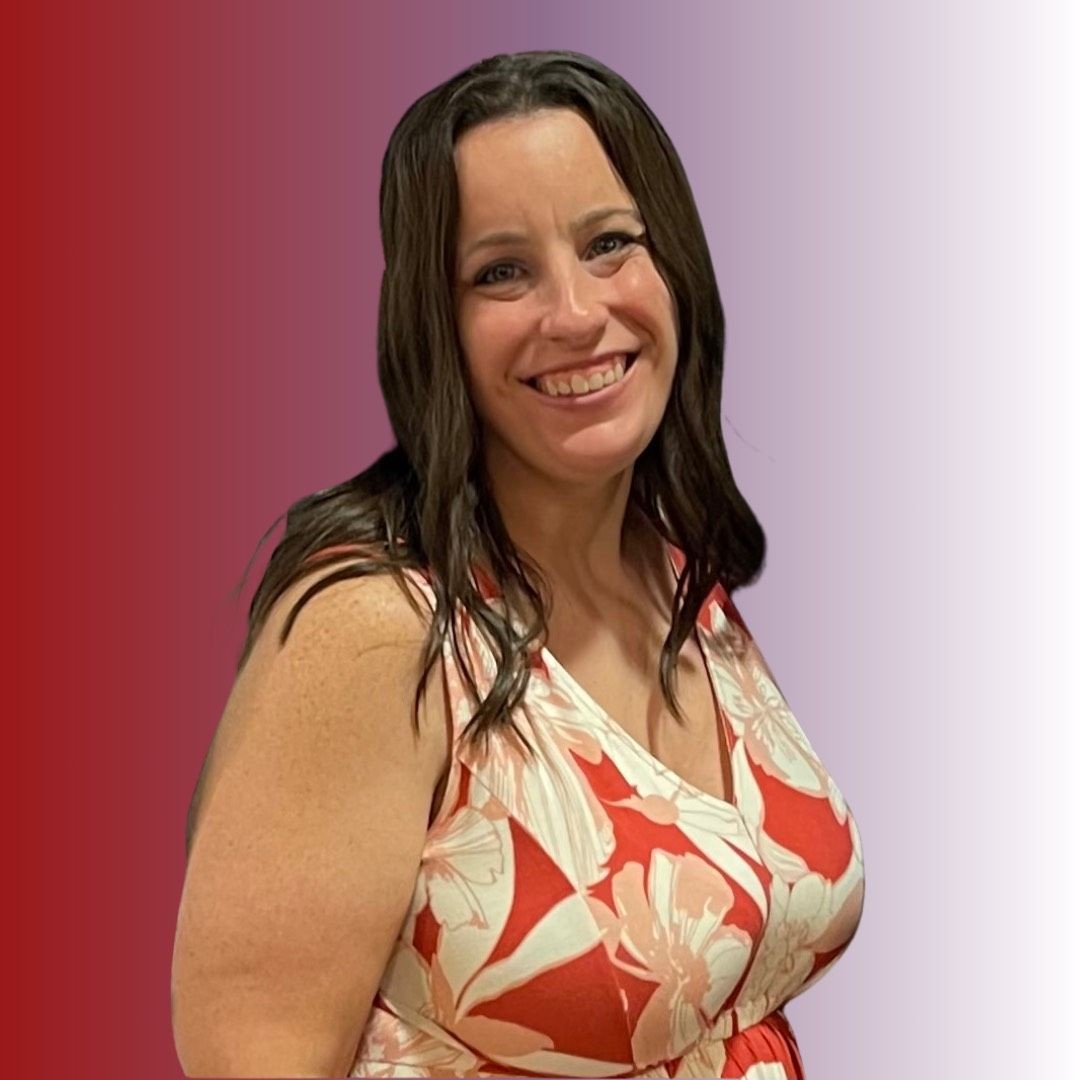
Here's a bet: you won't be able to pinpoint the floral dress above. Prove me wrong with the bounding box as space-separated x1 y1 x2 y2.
346 542 865 1078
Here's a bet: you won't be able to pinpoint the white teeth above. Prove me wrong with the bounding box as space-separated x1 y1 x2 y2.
536 354 630 398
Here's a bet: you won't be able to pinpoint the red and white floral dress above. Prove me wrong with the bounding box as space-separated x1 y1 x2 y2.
347 543 865 1078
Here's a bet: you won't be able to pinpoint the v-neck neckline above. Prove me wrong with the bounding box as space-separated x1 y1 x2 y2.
536 540 741 816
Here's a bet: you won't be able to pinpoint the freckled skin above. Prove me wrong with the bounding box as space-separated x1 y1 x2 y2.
453 108 680 490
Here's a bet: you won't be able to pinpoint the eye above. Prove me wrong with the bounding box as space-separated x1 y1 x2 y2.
587 230 642 257
472 230 647 287
474 262 521 287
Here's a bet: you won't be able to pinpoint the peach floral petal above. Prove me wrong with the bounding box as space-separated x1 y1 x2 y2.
735 874 833 1030
609 793 681 825
611 851 753 1063
454 1015 554 1057
422 806 506 930
348 551 865 1077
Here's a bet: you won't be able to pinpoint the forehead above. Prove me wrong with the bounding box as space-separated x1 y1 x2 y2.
453 109 631 238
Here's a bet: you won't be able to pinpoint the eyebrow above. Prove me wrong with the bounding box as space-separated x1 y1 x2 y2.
460 206 643 262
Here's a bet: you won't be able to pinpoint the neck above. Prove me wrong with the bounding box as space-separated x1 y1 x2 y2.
481 448 667 608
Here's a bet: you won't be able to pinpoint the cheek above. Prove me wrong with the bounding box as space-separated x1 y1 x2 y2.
618 258 675 325
458 305 525 399
459 294 532 351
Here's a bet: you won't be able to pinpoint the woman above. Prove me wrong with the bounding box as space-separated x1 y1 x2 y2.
171 50 865 1078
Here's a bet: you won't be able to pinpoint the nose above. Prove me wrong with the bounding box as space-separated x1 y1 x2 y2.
537 251 607 346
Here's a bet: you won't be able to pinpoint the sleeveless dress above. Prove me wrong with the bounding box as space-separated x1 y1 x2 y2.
340 542 866 1078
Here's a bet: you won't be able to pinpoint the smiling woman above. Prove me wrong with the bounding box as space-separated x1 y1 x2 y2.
453 107 678 480
171 49 865 1079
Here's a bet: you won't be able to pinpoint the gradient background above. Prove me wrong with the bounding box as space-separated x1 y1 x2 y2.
17 2 1079 1077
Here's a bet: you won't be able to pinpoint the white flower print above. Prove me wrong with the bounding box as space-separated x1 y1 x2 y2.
704 602 833 803
742 1064 792 1079
419 806 506 931
351 1002 482 1077
610 851 754 1066
452 639 617 891
735 873 834 1030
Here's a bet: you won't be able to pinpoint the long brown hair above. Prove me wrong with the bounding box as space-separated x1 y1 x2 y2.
188 49 766 853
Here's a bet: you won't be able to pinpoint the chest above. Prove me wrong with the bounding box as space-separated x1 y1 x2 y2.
543 618 734 804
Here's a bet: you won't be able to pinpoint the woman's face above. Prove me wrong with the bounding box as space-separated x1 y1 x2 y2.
453 108 679 487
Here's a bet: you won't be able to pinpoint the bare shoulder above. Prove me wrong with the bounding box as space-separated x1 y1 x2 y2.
173 559 450 1075
259 556 439 662
193 560 448 835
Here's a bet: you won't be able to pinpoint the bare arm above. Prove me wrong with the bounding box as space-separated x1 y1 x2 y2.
171 566 448 1077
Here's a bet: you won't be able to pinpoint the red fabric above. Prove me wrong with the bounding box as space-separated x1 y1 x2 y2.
306 542 865 1077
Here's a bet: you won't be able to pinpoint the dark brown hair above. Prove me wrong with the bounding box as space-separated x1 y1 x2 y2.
187 49 766 852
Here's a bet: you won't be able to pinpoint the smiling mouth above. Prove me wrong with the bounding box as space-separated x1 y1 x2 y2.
522 350 641 395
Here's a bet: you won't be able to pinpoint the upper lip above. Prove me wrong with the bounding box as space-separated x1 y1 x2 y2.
520 349 640 383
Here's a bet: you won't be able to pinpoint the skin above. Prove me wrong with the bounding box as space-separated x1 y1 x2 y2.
171 107 692 1077
453 107 680 611
171 568 450 1076
451 109 730 812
